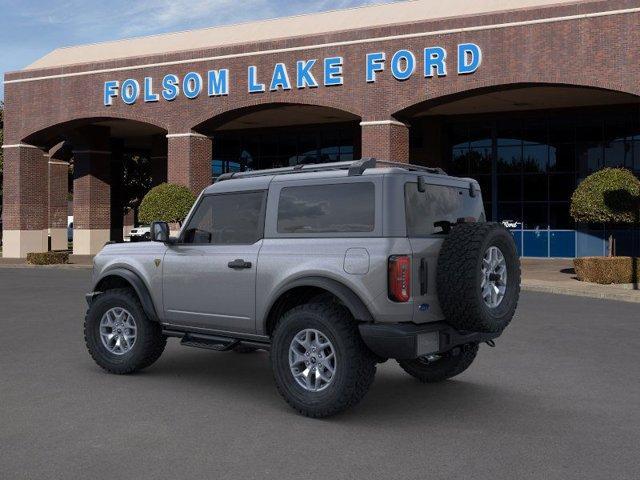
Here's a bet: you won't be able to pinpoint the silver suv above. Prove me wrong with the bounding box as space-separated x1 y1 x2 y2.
84 158 520 417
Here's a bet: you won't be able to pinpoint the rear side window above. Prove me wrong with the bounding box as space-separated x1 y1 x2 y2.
405 182 464 236
277 183 375 234
183 191 265 245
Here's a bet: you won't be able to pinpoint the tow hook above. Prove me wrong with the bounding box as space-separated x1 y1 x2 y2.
485 339 496 348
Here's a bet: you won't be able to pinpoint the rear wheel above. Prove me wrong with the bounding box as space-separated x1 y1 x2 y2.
397 343 479 383
84 288 166 374
271 302 376 418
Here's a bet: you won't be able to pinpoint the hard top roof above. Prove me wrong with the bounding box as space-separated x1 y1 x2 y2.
202 158 476 194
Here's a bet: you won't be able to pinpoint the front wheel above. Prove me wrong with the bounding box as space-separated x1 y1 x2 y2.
271 303 376 418
84 288 166 374
397 343 479 383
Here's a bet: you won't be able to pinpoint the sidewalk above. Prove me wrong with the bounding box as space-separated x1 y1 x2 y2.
521 258 640 303
0 254 93 269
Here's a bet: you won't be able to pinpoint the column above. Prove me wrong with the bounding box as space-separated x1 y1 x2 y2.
166 132 213 194
360 120 410 163
110 141 124 243
71 127 112 255
1 143 49 258
48 144 69 251
73 149 111 255
150 134 168 186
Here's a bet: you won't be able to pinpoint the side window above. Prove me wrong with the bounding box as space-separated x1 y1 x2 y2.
405 182 464 236
183 191 265 245
277 182 375 234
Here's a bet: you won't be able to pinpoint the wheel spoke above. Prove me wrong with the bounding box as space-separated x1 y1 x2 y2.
304 370 313 390
289 350 307 368
317 368 332 382
323 361 335 374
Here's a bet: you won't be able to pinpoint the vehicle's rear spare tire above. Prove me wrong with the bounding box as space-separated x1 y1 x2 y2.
436 222 520 333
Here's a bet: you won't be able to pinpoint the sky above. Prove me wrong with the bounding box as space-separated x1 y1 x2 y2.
0 0 395 100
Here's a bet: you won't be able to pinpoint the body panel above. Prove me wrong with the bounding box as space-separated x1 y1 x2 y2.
162 241 262 333
255 237 413 335
92 241 168 315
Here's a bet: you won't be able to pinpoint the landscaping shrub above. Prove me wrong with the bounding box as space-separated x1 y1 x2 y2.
573 256 640 284
138 183 196 225
570 168 640 256
570 168 640 224
27 251 69 265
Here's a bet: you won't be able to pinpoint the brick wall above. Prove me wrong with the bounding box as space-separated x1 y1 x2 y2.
167 135 213 194
5 1 639 146
2 146 48 230
48 161 68 229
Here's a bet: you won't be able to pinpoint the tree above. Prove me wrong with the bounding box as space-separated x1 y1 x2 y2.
570 167 640 256
138 183 196 225
120 153 152 223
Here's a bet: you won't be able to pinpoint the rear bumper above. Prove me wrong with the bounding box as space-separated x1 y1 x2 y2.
359 321 500 360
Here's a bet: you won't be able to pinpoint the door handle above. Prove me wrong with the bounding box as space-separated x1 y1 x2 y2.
228 259 252 269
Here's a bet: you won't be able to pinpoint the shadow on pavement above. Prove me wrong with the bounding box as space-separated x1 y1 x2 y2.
83 345 580 435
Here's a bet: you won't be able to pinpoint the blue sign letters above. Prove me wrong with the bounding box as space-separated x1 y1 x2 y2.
103 43 482 106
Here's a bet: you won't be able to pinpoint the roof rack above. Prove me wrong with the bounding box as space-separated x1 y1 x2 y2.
215 158 446 182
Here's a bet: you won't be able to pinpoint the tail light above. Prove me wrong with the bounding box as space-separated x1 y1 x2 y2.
388 255 411 302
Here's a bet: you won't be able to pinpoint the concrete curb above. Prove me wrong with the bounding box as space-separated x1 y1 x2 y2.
522 280 640 303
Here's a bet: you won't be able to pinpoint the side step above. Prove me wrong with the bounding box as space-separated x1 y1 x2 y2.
163 329 271 352
179 333 239 352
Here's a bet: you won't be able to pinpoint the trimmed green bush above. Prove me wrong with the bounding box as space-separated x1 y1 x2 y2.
138 183 196 225
574 256 640 284
27 251 69 265
570 168 640 224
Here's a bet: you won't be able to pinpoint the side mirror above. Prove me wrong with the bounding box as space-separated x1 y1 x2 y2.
151 221 170 243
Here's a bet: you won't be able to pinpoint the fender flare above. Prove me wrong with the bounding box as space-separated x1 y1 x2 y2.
263 276 373 332
94 268 159 322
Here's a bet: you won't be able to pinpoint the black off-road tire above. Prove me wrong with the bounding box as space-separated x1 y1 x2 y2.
271 303 377 418
397 343 479 383
84 288 166 374
437 222 520 333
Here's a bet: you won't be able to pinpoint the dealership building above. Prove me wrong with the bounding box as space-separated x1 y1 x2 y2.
3 0 640 257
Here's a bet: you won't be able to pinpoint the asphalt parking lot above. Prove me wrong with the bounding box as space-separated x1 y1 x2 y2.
1 268 639 480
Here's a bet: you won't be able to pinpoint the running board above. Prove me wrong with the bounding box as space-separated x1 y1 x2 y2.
163 329 270 352
180 333 239 352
